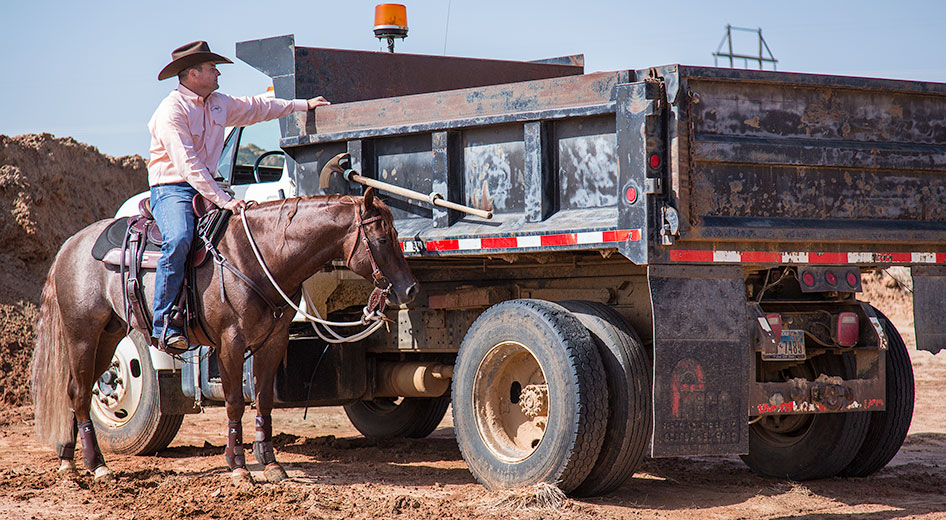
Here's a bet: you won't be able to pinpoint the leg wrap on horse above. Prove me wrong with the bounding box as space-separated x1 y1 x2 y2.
225 420 246 470
78 421 106 471
56 416 79 460
253 415 277 466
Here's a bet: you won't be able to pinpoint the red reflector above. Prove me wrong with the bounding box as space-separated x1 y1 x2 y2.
649 154 661 168
846 272 859 287
625 186 638 204
802 272 815 286
825 271 838 285
836 312 859 347
765 313 782 340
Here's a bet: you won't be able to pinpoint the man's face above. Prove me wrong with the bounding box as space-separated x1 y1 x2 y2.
190 62 220 94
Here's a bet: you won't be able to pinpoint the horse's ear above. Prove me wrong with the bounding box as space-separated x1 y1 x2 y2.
363 187 375 208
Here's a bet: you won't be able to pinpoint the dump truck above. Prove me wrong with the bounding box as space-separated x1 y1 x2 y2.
96 33 945 496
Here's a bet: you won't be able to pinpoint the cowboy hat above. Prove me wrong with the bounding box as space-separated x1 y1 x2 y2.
158 41 233 81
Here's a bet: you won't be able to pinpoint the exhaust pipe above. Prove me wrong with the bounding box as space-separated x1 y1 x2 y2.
374 362 453 398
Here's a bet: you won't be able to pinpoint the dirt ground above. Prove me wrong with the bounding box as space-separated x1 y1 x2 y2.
1 135 944 519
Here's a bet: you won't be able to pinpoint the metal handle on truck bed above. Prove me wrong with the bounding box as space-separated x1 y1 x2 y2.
319 152 493 219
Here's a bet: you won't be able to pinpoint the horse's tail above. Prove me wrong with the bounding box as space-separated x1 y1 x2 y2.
31 255 73 448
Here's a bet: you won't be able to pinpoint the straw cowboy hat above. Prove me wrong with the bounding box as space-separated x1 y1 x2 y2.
158 41 233 81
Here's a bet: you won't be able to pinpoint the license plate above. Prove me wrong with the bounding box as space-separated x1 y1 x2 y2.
762 329 806 361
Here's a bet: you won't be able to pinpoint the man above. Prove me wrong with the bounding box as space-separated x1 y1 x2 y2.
148 41 329 352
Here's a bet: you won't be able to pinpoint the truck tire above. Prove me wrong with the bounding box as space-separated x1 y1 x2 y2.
344 394 450 439
839 308 914 477
740 352 869 480
559 301 651 497
91 332 184 455
452 299 607 494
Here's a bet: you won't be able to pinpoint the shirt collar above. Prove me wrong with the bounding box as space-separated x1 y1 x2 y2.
177 84 208 104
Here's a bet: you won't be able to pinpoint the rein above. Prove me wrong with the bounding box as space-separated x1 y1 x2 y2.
237 200 390 344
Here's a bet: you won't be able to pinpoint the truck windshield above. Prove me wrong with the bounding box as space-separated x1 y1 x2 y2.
235 120 284 184
215 120 285 185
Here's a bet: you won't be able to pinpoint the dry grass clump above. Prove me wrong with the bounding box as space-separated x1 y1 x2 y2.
482 482 567 512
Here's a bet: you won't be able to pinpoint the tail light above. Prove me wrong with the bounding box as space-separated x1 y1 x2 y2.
798 267 862 293
835 312 859 347
802 271 816 287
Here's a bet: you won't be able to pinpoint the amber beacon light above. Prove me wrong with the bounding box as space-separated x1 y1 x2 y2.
374 4 408 53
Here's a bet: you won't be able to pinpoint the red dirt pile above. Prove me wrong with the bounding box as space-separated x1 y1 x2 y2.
0 133 147 406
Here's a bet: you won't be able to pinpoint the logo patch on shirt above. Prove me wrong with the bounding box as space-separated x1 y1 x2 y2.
210 105 222 112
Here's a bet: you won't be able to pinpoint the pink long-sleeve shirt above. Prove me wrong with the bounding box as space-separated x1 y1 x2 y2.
147 84 308 207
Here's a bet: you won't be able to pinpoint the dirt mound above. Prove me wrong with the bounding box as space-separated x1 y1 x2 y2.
0 133 146 406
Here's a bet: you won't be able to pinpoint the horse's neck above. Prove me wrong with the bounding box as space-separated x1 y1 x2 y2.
232 197 354 290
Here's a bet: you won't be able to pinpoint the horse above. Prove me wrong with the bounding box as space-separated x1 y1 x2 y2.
31 187 417 484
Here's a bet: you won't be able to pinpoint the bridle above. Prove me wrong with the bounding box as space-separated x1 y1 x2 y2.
343 205 393 317
345 208 392 292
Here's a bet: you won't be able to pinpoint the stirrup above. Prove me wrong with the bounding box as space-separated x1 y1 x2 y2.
154 334 191 356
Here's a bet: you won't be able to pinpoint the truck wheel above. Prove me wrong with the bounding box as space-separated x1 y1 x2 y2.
740 352 869 480
452 299 607 493
559 301 651 497
91 332 183 455
839 308 914 477
344 394 450 439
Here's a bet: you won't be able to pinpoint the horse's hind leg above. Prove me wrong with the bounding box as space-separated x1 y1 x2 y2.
67 333 116 482
55 414 79 476
251 340 290 482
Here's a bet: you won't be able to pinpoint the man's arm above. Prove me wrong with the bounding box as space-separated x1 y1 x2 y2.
221 94 330 128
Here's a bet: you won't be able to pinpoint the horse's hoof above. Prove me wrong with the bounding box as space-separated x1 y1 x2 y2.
263 463 288 482
230 467 254 488
57 460 78 478
93 466 115 482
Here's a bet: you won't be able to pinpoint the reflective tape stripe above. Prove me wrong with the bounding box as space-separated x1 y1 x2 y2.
398 228 641 253
669 250 946 265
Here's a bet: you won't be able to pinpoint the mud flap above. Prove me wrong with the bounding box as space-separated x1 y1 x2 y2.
648 264 748 457
912 266 946 354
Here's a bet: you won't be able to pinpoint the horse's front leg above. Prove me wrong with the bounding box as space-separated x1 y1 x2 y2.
216 338 252 486
251 335 290 482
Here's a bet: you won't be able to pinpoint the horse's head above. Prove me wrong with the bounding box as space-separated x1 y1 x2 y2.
345 188 418 305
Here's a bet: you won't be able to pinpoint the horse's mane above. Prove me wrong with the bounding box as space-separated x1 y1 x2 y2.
247 194 395 222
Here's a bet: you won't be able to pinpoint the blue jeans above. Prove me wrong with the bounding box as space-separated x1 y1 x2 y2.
150 183 198 339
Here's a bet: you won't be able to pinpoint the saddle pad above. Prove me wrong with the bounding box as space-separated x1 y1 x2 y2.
91 217 162 261
93 216 211 269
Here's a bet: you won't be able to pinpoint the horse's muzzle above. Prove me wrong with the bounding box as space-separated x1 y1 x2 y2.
391 282 418 306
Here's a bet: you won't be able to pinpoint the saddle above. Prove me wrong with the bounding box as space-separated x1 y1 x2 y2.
92 195 231 352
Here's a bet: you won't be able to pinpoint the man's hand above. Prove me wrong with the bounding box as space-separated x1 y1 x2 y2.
224 198 247 213
307 96 331 110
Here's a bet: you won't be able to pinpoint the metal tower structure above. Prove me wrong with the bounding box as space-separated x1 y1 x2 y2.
713 25 778 70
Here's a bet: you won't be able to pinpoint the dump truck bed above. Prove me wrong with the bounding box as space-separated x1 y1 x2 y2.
664 65 946 259
268 54 946 264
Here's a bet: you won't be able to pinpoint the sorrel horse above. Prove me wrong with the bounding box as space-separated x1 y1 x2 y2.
31 188 416 483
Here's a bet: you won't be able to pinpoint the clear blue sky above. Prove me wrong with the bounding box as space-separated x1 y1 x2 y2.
2 0 944 158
